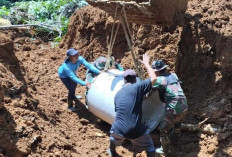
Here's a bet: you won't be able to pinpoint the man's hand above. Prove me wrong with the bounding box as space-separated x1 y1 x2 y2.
139 53 157 85
86 82 91 89
139 53 150 66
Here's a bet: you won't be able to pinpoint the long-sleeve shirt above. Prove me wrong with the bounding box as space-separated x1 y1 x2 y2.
153 73 187 114
58 56 100 86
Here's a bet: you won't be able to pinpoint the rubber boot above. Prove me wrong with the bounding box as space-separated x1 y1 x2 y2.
67 98 74 108
162 141 171 156
156 133 171 156
108 141 118 157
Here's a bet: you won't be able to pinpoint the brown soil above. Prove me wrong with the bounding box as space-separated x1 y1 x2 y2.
0 0 232 156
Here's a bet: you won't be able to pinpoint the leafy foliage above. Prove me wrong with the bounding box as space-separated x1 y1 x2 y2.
0 0 11 8
0 6 10 17
0 0 87 40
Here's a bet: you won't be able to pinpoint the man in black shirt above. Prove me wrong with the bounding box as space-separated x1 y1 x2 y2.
108 54 157 157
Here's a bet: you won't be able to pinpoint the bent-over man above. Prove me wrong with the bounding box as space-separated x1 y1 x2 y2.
108 54 157 157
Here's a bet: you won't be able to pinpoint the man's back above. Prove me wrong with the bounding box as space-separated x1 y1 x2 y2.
111 79 152 139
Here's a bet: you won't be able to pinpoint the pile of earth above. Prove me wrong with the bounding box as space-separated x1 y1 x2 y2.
0 0 232 156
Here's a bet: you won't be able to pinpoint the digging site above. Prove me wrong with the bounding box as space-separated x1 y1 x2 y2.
0 0 232 156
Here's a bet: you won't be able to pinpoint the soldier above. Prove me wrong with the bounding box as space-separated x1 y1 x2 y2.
151 60 188 156
86 56 124 83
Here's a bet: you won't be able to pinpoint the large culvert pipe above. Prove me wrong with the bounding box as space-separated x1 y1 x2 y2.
86 69 165 132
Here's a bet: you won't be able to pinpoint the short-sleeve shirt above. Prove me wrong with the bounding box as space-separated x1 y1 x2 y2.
153 73 186 110
111 79 152 139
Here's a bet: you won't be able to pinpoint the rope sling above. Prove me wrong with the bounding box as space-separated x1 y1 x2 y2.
104 4 144 80
104 6 120 70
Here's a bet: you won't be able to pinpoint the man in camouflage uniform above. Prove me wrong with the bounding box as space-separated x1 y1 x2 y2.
151 60 188 156
86 56 124 82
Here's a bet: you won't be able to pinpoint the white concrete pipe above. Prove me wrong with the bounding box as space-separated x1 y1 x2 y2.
86 69 165 132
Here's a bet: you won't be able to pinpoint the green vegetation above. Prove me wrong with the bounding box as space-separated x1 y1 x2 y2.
0 0 11 8
0 0 87 41
0 5 9 16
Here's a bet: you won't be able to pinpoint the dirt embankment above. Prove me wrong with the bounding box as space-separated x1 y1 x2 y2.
0 0 232 156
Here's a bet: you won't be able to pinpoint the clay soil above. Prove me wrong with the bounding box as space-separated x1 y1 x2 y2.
0 0 232 156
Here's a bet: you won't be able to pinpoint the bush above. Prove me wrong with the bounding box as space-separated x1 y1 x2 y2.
0 0 11 8
0 0 87 40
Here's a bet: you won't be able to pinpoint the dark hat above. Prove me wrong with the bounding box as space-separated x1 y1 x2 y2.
95 57 107 70
67 48 79 56
151 60 168 72
123 69 136 77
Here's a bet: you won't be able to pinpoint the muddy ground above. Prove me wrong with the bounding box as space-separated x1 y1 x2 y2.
0 0 232 156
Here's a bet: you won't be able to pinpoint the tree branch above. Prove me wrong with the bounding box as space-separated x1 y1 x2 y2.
0 23 58 31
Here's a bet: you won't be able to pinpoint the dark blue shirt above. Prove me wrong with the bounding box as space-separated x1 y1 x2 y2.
111 79 152 139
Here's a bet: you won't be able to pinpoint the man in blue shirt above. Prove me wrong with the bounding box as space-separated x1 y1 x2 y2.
58 48 101 109
109 54 157 157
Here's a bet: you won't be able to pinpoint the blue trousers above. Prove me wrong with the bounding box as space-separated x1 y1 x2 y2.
60 77 77 99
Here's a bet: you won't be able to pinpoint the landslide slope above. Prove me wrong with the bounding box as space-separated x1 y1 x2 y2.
0 0 231 156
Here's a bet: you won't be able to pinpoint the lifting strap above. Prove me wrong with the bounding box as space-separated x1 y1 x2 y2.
104 4 145 80
120 4 144 80
104 6 120 70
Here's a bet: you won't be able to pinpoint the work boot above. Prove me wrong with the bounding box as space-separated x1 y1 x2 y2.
67 98 74 108
107 148 118 157
108 140 118 157
156 133 171 156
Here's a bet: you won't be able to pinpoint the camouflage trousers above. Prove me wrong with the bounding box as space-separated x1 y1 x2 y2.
157 99 187 156
159 98 188 134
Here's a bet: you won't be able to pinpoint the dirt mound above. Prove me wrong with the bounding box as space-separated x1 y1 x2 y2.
60 6 180 71
0 0 232 156
87 0 188 25
0 30 112 156
61 0 232 156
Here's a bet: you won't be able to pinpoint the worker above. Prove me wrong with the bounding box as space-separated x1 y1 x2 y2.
86 56 124 83
58 48 102 109
151 60 188 156
108 54 157 157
